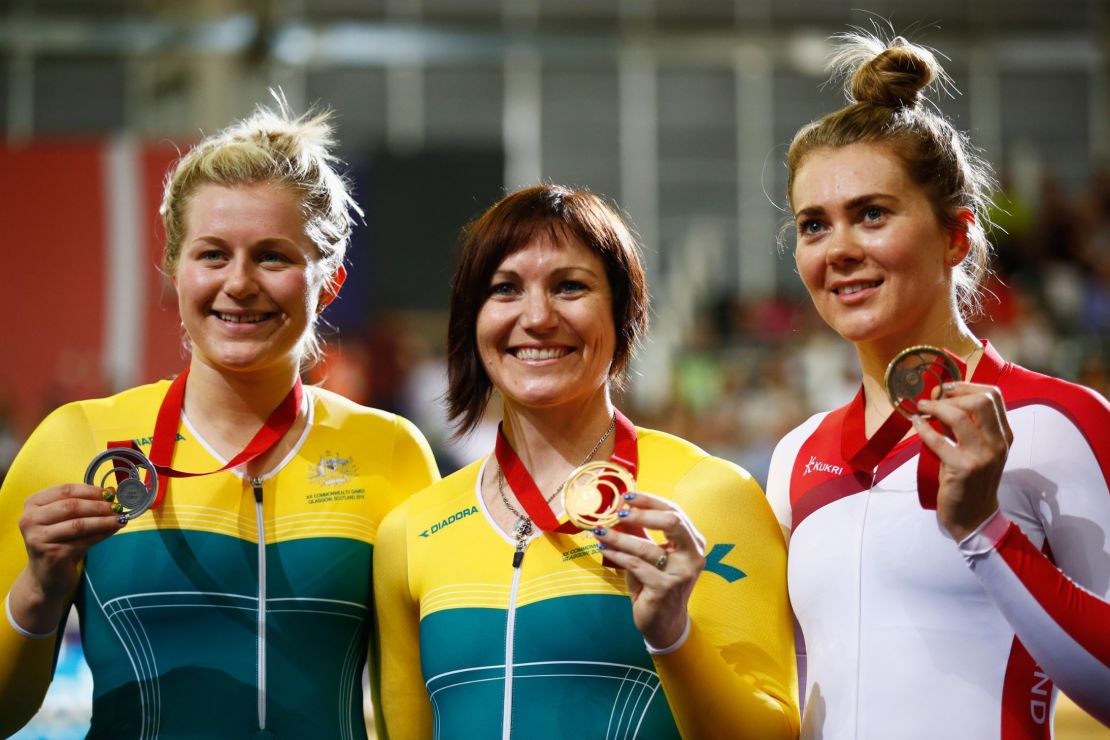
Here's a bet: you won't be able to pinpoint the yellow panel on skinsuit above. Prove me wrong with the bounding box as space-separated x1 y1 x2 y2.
1056 694 1110 739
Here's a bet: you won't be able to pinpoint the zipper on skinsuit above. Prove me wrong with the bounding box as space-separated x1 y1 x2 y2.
251 477 269 737
501 536 530 740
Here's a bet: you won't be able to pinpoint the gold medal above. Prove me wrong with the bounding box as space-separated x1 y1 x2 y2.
561 460 635 531
884 345 962 418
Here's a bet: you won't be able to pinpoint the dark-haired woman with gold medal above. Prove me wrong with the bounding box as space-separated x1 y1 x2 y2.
374 184 799 739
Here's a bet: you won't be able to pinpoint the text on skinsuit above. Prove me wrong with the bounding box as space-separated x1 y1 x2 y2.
420 506 480 538
1030 669 1052 724
803 456 844 476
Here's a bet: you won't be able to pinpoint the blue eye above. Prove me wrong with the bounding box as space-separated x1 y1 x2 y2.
489 282 517 297
798 220 824 236
863 206 884 222
557 280 587 294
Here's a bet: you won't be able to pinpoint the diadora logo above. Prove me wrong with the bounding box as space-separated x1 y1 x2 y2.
803 455 843 476
420 506 479 538
308 450 358 486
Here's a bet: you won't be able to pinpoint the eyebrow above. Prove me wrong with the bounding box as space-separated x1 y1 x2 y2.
491 264 602 279
188 235 300 249
794 192 898 219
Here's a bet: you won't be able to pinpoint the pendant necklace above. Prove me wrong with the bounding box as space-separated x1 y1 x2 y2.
496 414 616 546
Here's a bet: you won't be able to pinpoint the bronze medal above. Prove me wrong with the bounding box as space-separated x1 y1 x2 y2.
884 345 962 418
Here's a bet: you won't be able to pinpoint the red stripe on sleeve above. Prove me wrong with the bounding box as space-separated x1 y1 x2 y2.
994 523 1110 664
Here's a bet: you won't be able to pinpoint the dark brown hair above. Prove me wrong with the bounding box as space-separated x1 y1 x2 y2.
786 31 997 319
446 184 649 437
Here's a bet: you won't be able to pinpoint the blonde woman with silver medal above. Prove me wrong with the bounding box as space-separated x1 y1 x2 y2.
0 100 439 739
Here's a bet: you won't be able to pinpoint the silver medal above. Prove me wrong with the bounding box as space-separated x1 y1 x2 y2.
84 447 159 521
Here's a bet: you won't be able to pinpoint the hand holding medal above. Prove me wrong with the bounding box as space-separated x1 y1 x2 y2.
589 484 708 650
850 343 1011 531
842 345 967 510
81 366 302 522
906 351 1014 541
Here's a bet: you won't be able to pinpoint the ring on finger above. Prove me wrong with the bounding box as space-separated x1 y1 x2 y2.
655 552 669 570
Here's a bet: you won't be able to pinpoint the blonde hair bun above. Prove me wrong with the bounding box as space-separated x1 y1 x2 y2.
831 33 943 108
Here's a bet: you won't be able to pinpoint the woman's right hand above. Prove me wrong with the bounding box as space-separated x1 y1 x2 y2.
592 492 707 650
11 484 124 632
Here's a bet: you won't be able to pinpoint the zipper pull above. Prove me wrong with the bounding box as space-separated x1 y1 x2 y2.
512 542 525 568
250 477 263 504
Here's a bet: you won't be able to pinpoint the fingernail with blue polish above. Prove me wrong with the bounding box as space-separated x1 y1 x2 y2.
622 492 636 501
617 509 630 518
117 515 129 526
597 542 607 551
593 526 607 536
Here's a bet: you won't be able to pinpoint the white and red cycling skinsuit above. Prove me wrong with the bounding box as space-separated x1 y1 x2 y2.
768 342 1110 739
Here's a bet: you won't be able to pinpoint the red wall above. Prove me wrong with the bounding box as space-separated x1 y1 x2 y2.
0 140 185 435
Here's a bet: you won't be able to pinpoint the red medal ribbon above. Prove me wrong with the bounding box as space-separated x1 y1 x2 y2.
109 366 303 508
842 349 965 509
495 409 639 537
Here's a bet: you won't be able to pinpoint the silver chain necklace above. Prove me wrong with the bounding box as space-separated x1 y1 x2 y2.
497 414 617 542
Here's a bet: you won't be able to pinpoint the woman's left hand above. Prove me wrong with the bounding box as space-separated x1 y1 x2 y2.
914 382 1014 541
592 493 707 649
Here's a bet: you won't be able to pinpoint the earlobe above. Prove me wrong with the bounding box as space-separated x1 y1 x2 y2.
317 264 347 313
947 209 975 266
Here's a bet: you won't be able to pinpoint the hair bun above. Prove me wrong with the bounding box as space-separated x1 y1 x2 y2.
852 45 934 107
831 33 943 109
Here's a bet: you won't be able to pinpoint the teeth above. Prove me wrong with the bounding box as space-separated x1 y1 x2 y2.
835 281 881 296
515 347 569 361
216 312 269 324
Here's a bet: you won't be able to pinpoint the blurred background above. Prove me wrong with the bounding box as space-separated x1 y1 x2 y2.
1 0 1107 737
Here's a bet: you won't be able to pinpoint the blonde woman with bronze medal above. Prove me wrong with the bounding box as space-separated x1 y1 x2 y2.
767 29 1110 738
0 100 439 738
374 185 800 738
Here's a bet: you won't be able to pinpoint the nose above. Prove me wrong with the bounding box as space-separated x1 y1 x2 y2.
519 288 557 332
223 255 260 299
825 227 864 268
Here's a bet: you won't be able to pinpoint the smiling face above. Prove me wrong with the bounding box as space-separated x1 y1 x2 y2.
174 181 327 378
475 233 617 415
791 142 966 354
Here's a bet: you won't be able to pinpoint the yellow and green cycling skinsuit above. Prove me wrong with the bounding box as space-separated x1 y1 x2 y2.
0 380 438 739
375 426 800 739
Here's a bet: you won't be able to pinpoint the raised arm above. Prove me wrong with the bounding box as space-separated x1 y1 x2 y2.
598 456 800 738
0 404 119 736
917 382 1110 725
